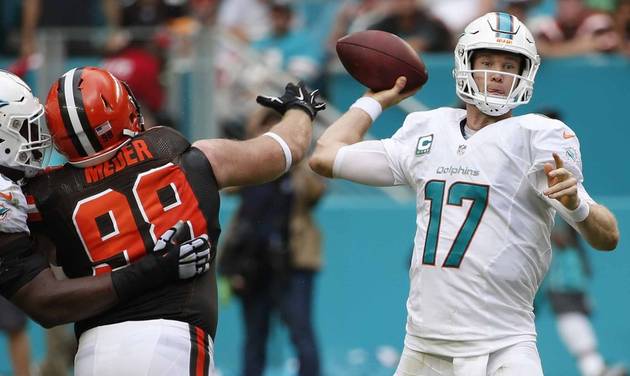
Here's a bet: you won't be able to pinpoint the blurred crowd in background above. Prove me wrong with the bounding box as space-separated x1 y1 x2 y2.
0 0 629 134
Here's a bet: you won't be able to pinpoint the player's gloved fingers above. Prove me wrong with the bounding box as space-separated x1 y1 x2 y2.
189 238 207 248
179 238 209 254
179 239 208 258
195 262 208 276
189 239 211 260
201 248 211 258
256 95 283 106
178 262 197 280
160 228 177 243
195 248 210 261
153 238 168 253
285 82 300 93
199 263 210 275
179 249 197 264
181 258 210 278
302 85 326 113
153 227 176 252
256 95 287 114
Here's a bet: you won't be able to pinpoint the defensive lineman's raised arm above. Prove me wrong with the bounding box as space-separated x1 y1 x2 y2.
193 82 325 188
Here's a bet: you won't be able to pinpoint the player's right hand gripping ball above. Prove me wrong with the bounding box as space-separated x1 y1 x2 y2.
256 81 326 120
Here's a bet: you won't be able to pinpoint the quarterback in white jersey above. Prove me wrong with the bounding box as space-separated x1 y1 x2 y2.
307 12 619 376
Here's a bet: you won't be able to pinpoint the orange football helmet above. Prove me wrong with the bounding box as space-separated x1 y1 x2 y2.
45 66 144 167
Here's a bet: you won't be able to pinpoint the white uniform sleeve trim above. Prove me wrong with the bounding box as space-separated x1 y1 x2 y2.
332 141 398 186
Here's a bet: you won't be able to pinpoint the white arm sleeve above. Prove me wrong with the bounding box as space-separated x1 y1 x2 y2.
332 141 399 186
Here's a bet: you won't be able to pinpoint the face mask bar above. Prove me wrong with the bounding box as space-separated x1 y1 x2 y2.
14 110 52 172
467 69 529 106
455 66 535 115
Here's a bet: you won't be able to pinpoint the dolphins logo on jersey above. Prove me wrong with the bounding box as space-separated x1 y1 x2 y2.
0 205 10 221
565 147 579 163
0 191 18 206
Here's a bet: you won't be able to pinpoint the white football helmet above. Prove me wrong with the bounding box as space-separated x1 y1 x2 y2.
0 70 51 177
453 12 540 116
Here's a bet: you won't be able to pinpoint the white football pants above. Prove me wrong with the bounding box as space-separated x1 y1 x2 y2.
74 319 215 376
394 340 543 376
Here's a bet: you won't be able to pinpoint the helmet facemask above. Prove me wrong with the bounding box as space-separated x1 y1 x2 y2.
13 110 52 176
0 71 52 177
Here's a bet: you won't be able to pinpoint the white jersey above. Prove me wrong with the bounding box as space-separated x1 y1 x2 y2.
0 174 29 234
379 108 591 356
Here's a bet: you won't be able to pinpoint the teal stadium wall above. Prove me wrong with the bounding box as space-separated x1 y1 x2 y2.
0 55 628 375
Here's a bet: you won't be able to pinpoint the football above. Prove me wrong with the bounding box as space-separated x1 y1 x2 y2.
336 30 429 93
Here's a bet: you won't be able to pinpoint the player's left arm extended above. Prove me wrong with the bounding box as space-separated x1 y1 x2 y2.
543 153 619 251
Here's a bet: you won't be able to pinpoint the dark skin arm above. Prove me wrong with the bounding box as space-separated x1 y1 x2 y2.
12 268 118 329
4 232 119 328
4 223 210 328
